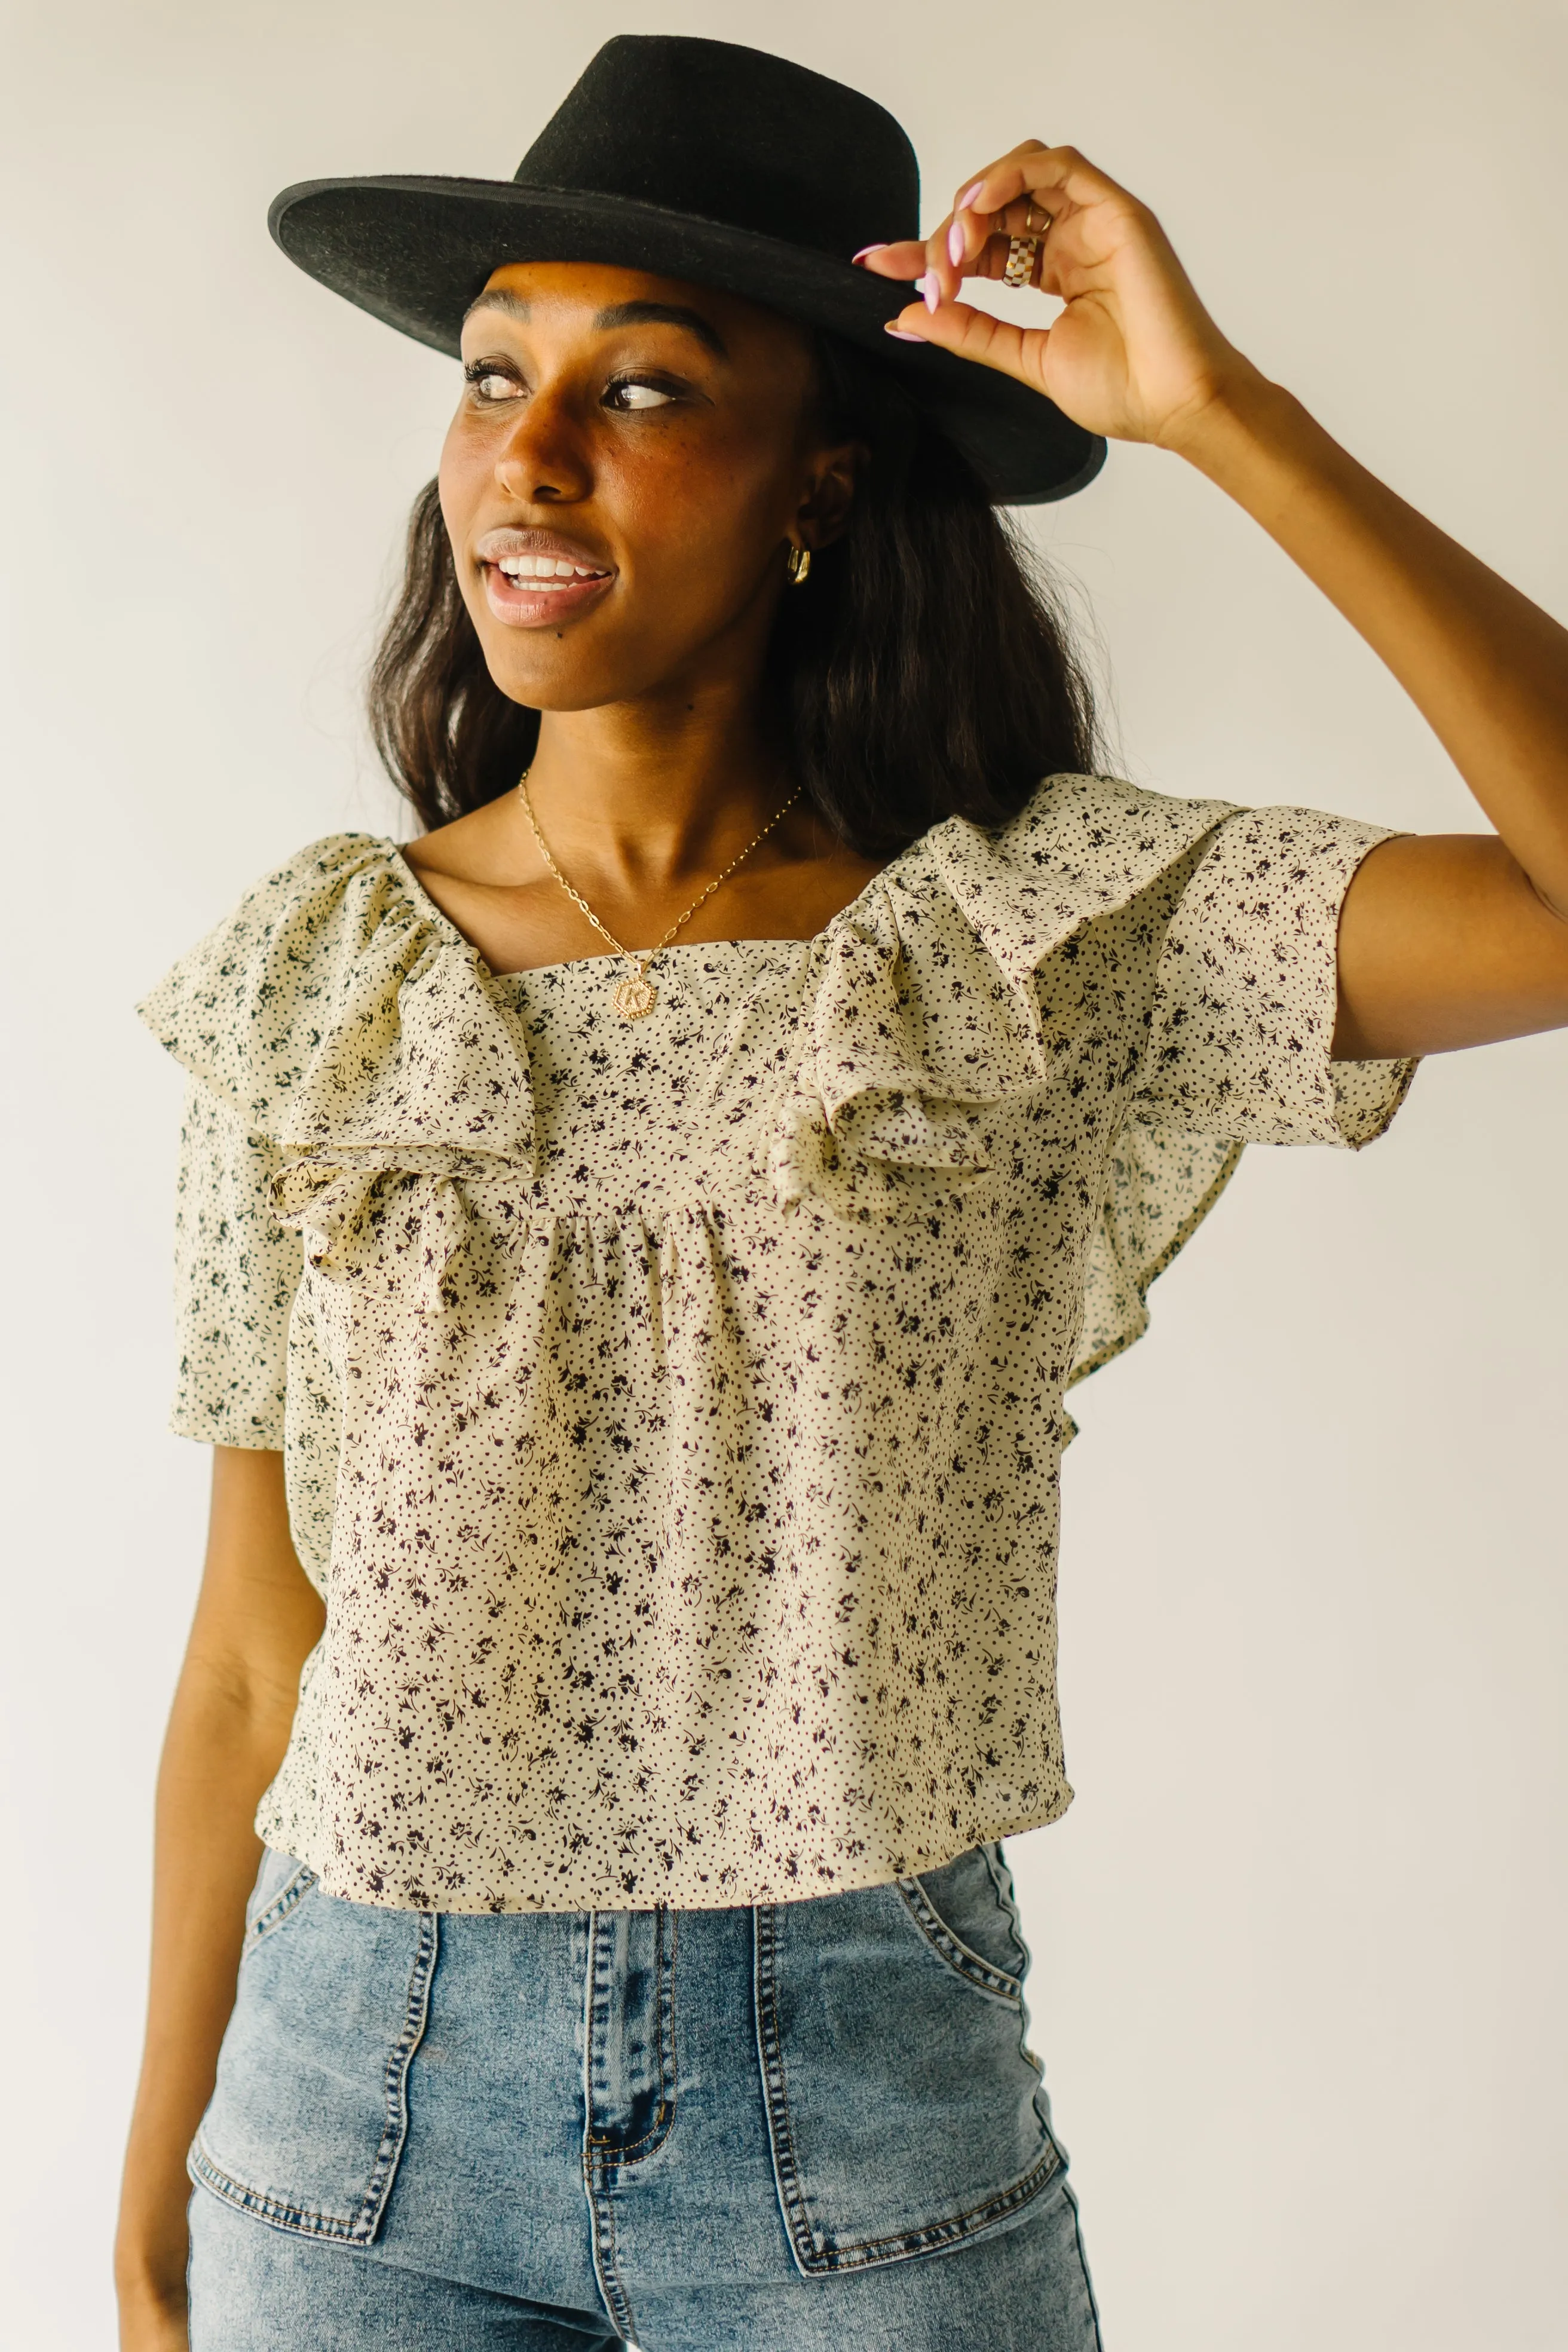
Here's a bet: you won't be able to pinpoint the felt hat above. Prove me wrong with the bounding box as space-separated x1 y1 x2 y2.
268 35 1104 507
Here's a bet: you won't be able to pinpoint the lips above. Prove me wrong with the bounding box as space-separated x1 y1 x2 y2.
474 525 614 629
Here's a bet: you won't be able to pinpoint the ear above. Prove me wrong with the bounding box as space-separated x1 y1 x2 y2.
796 437 869 552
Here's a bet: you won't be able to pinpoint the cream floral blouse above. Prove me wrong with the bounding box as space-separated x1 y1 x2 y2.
139 775 1415 1913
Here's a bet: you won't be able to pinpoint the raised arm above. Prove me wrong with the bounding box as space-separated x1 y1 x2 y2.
858 141 1568 1060
115 1447 324 2352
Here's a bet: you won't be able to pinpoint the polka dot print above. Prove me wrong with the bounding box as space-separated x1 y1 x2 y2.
138 776 1415 1912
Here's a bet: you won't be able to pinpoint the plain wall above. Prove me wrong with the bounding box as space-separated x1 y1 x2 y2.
2 2 1564 2344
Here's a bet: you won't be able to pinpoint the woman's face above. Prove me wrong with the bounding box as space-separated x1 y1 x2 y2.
440 261 857 714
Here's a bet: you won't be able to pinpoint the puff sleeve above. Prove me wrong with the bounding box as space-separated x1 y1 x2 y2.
168 1076 300 1447
139 831 417 1448
1129 801 1418 1147
137 829 538 1446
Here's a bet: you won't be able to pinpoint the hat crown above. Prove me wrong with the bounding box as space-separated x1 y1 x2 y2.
266 36 1104 502
513 36 920 261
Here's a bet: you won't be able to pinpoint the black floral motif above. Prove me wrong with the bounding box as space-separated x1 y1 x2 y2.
139 777 1415 1913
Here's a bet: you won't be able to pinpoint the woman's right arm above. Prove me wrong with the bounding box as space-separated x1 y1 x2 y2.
115 1446 326 2351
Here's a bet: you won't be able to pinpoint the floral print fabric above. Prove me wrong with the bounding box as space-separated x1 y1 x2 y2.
139 776 1414 1912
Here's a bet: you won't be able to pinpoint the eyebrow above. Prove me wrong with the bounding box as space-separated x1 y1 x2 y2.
462 288 728 358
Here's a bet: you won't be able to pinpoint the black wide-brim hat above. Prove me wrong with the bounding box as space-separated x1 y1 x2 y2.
269 35 1104 507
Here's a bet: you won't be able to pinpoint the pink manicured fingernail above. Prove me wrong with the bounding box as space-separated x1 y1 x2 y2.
958 180 986 210
851 243 889 264
884 324 927 341
947 219 965 267
921 271 941 314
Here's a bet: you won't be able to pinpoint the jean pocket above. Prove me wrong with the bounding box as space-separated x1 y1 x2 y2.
894 1841 1032 1997
755 1845 1062 2277
241 1845 318 1950
191 1867 438 2244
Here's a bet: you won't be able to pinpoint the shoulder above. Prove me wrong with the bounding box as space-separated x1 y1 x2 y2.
909 773 1240 987
135 831 439 1125
956 772 1238 884
174 831 410 959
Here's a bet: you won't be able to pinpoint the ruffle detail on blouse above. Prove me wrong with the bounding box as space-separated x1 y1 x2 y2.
770 774 1238 1235
137 837 538 1302
272 1153 475 1315
136 834 538 1168
921 773 1238 1040
141 784 1407 1398
768 912 1001 1218
1068 1127 1243 1385
146 780 1424 1912
930 771 1248 1388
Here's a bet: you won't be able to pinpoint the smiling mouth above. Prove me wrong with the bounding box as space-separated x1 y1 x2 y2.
494 553 610 586
481 551 614 627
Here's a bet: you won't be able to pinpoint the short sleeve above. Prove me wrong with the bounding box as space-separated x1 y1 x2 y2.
1129 802 1418 1147
169 1077 301 1447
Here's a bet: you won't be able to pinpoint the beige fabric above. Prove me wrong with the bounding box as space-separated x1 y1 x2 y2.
139 776 1415 1912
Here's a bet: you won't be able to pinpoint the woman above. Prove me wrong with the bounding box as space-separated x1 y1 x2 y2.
115 33 1568 2352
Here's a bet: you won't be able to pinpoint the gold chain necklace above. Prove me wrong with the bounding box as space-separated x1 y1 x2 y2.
517 769 803 1022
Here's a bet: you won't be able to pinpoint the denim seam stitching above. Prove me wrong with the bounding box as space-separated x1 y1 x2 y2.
660 1904 678 2116
895 1875 1024 2001
186 2138 359 2239
241 1864 318 1958
799 2136 1065 2273
1064 2176 1107 2351
588 2170 638 2344
583 2126 667 2154
752 1903 820 2269
350 1908 439 2240
581 1907 678 2167
580 1918 613 2328
580 1916 641 2345
753 1897 1062 2277
186 1905 438 2246
979 1841 1033 1981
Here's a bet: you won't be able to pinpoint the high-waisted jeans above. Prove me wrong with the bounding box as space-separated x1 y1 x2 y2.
187 1840 1102 2348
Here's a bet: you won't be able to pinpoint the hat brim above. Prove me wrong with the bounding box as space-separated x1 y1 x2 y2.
269 177 1105 507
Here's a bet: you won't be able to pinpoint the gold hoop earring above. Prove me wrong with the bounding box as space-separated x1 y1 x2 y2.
786 544 812 586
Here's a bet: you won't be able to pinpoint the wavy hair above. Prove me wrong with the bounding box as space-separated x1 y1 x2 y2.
369 334 1098 856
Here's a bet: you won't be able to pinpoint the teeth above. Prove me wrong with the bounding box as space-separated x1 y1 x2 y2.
495 554 604 580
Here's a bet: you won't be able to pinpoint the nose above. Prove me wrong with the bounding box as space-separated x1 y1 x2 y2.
493 389 592 506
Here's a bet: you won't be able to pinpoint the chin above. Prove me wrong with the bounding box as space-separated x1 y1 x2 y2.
479 628 708 716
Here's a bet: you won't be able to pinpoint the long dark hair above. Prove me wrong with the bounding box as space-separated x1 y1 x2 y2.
369 334 1098 855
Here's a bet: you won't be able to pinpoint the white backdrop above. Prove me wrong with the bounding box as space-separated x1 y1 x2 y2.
2 3 1564 2345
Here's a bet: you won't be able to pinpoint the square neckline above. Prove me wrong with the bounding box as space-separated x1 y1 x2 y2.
385 832 915 984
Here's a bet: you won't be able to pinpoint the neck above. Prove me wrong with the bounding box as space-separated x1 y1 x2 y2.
520 676 795 890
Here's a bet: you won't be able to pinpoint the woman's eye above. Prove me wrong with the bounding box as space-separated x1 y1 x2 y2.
607 379 677 411
465 366 523 403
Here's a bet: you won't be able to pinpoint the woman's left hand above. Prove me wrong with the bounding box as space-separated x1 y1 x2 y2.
856 141 1249 452
861 145 1568 1068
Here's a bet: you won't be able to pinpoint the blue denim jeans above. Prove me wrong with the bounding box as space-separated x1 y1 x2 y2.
188 1841 1102 2348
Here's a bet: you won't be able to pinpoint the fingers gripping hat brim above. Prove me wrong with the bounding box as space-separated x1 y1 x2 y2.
269 177 1103 508
266 37 1106 507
